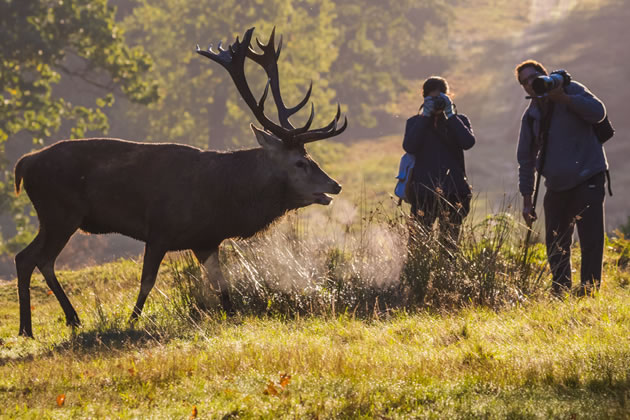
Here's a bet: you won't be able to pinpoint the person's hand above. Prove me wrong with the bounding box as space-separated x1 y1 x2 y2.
522 195 537 227
547 86 571 105
523 205 537 227
440 93 454 118
422 96 434 117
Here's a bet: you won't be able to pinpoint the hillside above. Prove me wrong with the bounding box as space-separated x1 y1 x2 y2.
443 0 629 226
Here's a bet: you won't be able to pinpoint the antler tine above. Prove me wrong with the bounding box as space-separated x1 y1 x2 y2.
259 78 271 109
288 81 312 118
295 104 348 144
299 103 315 133
299 116 348 144
305 103 341 134
196 27 292 139
246 27 311 130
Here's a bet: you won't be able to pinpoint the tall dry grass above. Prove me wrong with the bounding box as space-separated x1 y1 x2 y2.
168 197 549 319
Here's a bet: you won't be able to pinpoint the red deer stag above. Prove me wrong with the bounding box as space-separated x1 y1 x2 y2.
13 27 346 337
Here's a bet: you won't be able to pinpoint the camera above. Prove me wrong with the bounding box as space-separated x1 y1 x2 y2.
432 96 446 111
532 70 571 95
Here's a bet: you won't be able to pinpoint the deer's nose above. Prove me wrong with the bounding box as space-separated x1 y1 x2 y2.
331 182 342 194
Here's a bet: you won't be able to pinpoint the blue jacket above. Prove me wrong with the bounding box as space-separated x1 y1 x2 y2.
402 114 475 197
517 81 608 195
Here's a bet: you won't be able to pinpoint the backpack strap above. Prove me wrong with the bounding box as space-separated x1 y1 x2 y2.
605 169 613 196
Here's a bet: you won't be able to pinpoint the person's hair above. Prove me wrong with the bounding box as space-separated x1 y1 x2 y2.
422 76 449 97
515 60 548 82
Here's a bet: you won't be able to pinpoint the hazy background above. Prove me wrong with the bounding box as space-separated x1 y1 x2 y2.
1 0 627 278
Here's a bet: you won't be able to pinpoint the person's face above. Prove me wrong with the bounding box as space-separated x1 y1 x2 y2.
518 66 543 97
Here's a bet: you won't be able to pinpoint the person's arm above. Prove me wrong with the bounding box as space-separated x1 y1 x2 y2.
446 114 475 150
402 115 430 154
517 112 537 224
548 81 605 124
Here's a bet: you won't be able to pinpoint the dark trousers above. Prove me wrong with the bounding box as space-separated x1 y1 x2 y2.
410 187 471 249
543 172 605 292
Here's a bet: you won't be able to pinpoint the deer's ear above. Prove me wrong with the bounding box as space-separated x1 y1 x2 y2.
251 124 284 151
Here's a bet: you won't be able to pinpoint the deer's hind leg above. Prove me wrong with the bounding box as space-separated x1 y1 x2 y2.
16 233 44 337
16 204 82 337
36 217 82 329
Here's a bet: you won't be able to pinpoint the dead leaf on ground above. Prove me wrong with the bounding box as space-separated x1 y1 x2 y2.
263 381 279 396
279 373 291 389
56 394 66 407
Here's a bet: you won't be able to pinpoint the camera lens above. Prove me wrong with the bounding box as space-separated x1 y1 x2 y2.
433 96 446 111
531 72 570 95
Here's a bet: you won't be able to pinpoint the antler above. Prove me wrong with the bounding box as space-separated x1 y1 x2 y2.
245 27 313 132
196 27 347 145
196 28 291 140
294 103 347 144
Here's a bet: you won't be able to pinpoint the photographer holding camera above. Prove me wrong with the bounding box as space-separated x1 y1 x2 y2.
515 59 609 296
402 76 475 248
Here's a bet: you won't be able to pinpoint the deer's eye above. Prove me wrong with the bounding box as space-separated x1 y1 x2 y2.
295 161 307 169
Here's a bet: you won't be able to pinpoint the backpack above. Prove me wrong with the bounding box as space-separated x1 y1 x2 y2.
526 111 613 144
394 153 415 204
562 84 615 143
593 114 614 143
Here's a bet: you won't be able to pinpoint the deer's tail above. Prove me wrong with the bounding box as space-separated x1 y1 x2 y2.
14 155 31 195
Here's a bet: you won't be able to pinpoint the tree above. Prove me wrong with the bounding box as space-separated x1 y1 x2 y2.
331 0 451 132
119 0 451 149
120 0 341 149
0 0 159 259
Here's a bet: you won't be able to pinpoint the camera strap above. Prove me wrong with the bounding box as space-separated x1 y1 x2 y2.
531 101 555 209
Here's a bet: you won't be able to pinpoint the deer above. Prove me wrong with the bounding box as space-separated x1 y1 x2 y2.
13 27 347 337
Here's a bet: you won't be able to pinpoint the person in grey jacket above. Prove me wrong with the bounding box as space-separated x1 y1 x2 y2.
403 76 475 247
515 59 608 295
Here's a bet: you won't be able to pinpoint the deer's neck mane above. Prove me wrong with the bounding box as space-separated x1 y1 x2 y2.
203 148 297 239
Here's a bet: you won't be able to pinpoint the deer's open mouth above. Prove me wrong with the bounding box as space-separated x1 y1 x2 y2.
313 193 333 205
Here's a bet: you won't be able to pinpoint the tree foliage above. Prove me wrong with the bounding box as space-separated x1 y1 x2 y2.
0 0 452 271
0 0 158 148
120 0 451 148
331 0 451 129
120 0 341 149
0 0 158 257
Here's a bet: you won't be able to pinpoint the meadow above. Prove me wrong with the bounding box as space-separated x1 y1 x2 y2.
2 1 629 417
1 204 629 419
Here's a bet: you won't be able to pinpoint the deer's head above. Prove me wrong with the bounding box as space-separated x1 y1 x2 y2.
251 124 340 206
197 27 346 206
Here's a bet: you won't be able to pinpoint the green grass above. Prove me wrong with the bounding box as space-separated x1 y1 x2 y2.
1 291 629 418
1 220 629 418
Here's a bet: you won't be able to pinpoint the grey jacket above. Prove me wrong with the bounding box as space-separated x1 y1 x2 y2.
517 81 608 195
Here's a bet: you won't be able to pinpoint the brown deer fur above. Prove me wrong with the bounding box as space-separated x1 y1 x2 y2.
14 127 341 337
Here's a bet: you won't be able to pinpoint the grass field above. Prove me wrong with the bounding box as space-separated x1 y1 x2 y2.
2 1 629 416
1 213 629 418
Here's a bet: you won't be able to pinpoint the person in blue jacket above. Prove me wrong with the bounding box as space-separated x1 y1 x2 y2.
402 76 476 247
515 60 608 296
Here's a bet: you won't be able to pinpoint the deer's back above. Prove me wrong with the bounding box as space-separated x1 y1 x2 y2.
20 138 221 244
